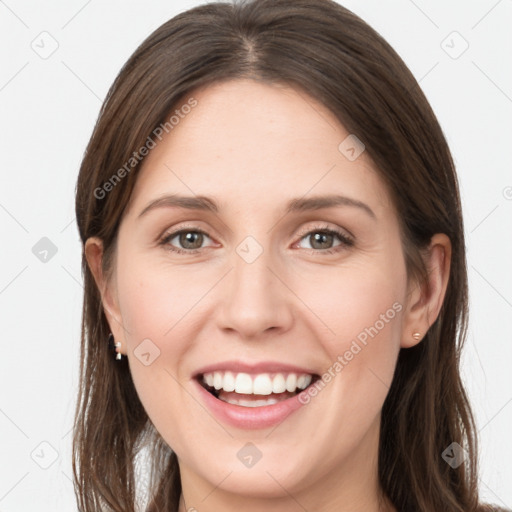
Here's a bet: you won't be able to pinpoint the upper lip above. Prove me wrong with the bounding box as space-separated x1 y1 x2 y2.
193 360 318 378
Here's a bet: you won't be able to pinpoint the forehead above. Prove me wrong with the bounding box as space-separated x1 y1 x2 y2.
127 79 393 217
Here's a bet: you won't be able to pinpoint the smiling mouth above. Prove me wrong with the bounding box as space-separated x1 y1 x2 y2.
197 371 321 407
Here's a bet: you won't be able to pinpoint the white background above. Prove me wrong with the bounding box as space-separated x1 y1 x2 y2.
0 0 511 510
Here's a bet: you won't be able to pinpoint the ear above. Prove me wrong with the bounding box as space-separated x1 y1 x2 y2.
84 237 126 355
400 233 451 348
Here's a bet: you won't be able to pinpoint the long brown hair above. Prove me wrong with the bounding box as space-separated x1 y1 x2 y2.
72 1 501 510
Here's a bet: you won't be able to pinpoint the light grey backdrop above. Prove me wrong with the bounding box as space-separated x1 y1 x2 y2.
0 0 511 510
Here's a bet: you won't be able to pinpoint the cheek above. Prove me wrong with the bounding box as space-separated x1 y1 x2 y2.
330 275 403 359
116 253 209 340
292 258 404 419
113 257 197 419
293 259 404 352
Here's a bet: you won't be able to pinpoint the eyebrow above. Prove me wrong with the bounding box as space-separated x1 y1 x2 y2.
137 193 376 220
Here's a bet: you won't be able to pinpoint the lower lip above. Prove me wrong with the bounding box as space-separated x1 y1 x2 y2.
193 379 308 429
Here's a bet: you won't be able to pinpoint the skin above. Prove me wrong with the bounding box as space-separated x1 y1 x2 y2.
86 79 451 512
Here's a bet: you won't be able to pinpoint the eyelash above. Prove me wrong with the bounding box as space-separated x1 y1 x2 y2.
158 223 354 256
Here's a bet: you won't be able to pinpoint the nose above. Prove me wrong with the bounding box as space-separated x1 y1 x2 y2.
216 245 294 340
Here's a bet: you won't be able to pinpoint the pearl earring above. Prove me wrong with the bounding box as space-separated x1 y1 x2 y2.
412 331 421 342
107 332 123 361
115 342 122 360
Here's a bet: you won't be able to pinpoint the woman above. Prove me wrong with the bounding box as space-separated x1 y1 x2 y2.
72 0 508 510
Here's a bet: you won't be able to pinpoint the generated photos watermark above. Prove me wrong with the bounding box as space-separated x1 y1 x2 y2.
94 97 198 200
298 301 403 404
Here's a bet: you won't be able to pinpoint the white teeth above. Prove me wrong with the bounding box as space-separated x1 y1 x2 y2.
223 371 235 392
202 371 314 395
205 373 214 387
234 373 253 394
285 373 297 392
253 374 273 395
213 372 223 390
297 374 312 390
219 396 281 407
272 374 287 394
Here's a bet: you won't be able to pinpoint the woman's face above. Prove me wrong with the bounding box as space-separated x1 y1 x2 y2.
89 79 434 507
